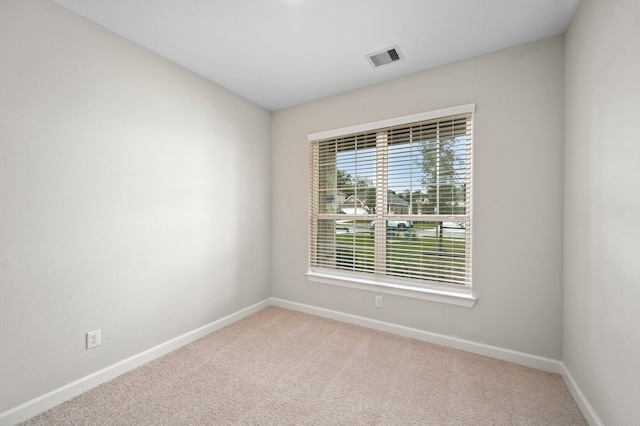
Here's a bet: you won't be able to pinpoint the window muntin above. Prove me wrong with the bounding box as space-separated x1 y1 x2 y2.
309 108 473 290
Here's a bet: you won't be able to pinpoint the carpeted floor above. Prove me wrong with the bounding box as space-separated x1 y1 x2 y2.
21 306 587 425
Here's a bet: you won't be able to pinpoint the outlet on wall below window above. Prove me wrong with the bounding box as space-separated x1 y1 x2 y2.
375 295 383 308
87 329 101 349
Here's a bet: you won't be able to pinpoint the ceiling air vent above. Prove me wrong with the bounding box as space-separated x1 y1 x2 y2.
366 45 404 68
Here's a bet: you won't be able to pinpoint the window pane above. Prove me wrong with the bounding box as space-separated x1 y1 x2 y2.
315 219 375 273
389 121 469 216
336 142 376 214
385 221 469 285
387 140 426 214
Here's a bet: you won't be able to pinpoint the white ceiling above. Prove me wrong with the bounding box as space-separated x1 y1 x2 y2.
52 0 581 111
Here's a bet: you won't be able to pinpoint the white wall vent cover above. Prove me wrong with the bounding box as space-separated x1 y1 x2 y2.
366 45 404 68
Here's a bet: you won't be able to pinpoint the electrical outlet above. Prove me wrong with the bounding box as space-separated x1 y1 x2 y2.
87 329 101 349
375 295 383 308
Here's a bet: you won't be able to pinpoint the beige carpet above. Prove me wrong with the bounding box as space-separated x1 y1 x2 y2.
21 307 586 425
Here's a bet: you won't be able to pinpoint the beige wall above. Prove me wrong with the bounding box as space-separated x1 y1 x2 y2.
0 0 271 411
8 0 639 422
564 0 640 424
272 36 565 359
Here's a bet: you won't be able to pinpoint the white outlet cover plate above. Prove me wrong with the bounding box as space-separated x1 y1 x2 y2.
87 329 101 349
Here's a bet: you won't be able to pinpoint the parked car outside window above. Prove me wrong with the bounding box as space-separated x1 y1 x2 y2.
370 220 413 229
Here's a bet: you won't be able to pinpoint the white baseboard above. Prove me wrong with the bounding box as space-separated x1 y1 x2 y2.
270 298 564 373
0 298 271 426
561 364 604 426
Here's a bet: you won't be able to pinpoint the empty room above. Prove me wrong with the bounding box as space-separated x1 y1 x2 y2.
1 0 638 425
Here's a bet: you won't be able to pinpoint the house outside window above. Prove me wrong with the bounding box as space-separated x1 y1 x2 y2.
307 104 476 306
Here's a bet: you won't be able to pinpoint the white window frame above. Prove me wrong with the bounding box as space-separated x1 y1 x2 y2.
307 104 476 308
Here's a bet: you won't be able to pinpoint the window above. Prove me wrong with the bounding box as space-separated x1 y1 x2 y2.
307 104 475 306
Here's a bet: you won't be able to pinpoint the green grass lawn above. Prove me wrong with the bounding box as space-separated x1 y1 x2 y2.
335 231 467 283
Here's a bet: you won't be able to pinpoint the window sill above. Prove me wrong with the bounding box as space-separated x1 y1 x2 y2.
306 270 477 308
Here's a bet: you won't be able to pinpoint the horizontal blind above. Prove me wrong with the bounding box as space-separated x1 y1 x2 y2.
310 111 472 287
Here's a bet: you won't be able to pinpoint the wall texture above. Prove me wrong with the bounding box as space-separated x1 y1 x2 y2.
271 36 565 359
10 0 639 422
0 0 271 412
564 0 640 424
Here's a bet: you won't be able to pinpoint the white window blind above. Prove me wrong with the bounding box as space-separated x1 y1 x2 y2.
309 107 473 290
